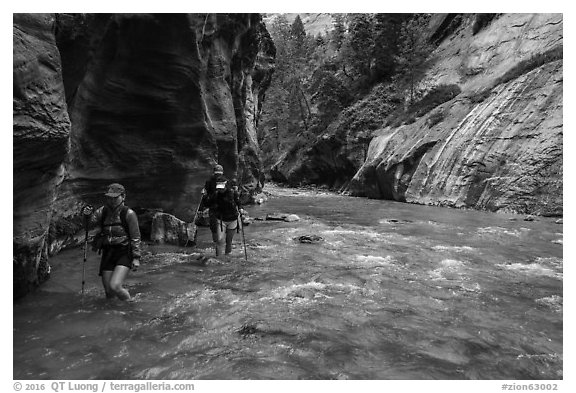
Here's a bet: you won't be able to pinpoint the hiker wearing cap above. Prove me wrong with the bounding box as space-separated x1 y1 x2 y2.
201 165 245 257
82 183 142 301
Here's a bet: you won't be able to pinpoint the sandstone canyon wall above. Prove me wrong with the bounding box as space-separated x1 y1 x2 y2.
13 13 275 298
14 14 71 298
273 14 562 217
348 14 562 216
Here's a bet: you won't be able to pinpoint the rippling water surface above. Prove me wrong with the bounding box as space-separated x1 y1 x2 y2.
13 186 563 379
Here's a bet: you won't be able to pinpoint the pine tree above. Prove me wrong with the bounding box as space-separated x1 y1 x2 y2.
290 15 306 44
371 13 410 82
345 13 374 77
395 14 434 104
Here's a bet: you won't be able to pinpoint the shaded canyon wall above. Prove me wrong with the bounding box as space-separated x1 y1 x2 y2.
14 14 71 298
13 13 275 298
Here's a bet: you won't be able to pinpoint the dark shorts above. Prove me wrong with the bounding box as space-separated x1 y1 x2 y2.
99 245 132 276
209 215 238 233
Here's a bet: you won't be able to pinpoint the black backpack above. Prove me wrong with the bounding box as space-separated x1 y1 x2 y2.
213 185 239 221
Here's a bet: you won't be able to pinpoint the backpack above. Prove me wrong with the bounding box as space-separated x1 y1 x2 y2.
203 175 240 221
91 205 130 253
211 183 239 222
101 205 130 233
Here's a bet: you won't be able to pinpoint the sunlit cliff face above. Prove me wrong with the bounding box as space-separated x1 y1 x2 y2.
348 14 562 216
268 14 562 216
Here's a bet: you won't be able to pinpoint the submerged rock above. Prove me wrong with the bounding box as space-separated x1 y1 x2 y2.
295 235 323 244
381 218 413 224
186 252 217 266
266 213 301 222
266 213 288 221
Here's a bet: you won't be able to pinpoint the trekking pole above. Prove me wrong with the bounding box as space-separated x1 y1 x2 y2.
238 171 249 261
240 213 248 261
185 193 204 248
81 205 92 303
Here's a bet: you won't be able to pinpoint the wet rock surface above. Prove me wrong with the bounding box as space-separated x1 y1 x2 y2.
13 13 275 298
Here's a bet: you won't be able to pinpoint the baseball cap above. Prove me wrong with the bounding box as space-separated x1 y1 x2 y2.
213 164 224 174
104 183 125 197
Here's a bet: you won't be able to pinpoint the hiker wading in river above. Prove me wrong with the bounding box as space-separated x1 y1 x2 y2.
82 183 141 301
201 165 245 257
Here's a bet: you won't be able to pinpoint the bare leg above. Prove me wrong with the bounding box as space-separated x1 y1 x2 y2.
225 229 235 255
211 219 225 256
109 265 132 301
101 271 115 299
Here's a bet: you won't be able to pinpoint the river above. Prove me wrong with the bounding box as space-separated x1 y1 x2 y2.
13 185 563 380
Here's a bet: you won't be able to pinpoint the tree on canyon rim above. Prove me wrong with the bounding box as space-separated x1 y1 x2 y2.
260 13 433 170
394 14 434 104
260 15 315 151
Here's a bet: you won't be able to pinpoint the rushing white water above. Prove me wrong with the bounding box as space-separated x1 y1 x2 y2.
13 185 562 379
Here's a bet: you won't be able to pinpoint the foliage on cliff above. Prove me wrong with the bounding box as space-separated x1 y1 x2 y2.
260 13 437 181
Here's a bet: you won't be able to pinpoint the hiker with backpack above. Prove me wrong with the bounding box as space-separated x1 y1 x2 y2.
201 164 246 257
82 183 141 301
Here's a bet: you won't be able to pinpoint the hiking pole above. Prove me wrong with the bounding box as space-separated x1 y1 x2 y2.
240 213 248 261
81 205 93 303
185 193 204 248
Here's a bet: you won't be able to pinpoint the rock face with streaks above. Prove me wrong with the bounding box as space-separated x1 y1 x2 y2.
352 62 562 215
55 13 274 218
348 14 563 216
13 13 275 298
13 14 71 298
270 14 562 216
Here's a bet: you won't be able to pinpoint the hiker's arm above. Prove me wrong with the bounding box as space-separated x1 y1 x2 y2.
198 190 207 210
82 205 104 229
200 180 213 209
203 188 215 208
234 189 245 215
125 209 142 262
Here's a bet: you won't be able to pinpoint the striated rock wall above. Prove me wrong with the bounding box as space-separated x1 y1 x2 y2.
345 13 563 216
13 14 71 298
13 13 275 298
350 60 562 215
56 13 274 219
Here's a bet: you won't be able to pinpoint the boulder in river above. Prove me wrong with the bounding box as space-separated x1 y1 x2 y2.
251 193 268 205
150 213 192 246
